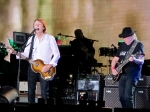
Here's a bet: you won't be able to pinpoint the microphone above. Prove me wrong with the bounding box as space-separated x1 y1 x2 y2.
31 28 39 34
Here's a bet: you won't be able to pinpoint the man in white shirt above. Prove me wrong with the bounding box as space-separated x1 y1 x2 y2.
9 18 60 103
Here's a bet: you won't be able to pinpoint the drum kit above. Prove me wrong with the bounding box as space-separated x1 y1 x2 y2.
99 46 118 57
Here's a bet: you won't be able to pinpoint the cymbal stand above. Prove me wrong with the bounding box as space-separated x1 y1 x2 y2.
108 56 111 75
107 48 112 75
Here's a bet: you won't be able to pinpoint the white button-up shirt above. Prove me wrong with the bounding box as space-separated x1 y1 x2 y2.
19 33 60 67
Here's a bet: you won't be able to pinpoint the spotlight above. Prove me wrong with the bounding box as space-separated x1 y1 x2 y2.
0 86 18 104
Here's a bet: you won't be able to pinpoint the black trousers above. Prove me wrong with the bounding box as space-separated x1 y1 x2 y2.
27 66 49 103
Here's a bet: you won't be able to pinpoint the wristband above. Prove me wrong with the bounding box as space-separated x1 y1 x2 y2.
111 66 115 70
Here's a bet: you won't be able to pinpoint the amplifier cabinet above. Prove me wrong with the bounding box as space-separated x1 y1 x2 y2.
135 88 150 109
103 87 121 108
136 76 150 87
104 74 118 87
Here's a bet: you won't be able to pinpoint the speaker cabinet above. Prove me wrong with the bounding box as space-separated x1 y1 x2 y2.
104 74 118 87
135 88 150 109
103 87 121 108
137 76 150 87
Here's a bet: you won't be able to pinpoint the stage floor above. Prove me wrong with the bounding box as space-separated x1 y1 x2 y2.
17 93 41 103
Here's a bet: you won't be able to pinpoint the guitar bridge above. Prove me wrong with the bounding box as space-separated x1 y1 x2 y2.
44 76 51 80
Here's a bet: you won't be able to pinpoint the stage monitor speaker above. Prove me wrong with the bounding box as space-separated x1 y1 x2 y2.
103 87 121 108
0 86 18 104
135 88 150 109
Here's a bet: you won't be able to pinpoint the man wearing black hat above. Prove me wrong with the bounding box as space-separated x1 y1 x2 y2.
111 27 145 108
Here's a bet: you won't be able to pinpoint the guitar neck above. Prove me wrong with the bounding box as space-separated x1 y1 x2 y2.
117 59 129 71
13 50 33 64
116 52 142 72
0 44 34 64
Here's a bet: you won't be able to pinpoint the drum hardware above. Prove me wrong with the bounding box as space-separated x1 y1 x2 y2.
57 33 74 37
99 45 118 75
99 46 117 57
99 47 110 56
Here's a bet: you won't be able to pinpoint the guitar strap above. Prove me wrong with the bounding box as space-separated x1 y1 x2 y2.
29 35 35 59
124 40 139 60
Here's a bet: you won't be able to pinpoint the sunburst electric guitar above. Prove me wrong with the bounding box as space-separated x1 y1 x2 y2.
0 42 56 81
112 52 143 82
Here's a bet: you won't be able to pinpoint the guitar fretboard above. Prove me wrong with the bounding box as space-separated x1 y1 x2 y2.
116 59 129 72
12 50 34 64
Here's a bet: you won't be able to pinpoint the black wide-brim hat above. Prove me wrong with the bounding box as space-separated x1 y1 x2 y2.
119 27 135 38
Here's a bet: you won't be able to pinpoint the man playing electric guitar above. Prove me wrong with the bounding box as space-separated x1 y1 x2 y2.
111 27 145 108
8 18 60 103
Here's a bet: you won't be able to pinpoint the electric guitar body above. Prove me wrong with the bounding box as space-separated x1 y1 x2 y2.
30 59 56 81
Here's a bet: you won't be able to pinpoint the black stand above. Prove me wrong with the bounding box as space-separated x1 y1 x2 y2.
108 56 111 75
15 33 34 95
12 46 25 102
16 48 22 92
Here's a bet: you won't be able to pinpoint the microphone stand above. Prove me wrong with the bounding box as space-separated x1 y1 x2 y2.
16 48 22 93
15 32 34 101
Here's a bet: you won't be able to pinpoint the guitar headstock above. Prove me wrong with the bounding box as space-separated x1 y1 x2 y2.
0 42 11 50
0 42 6 49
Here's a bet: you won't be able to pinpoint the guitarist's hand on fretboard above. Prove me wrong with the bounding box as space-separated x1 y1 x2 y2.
129 55 135 62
